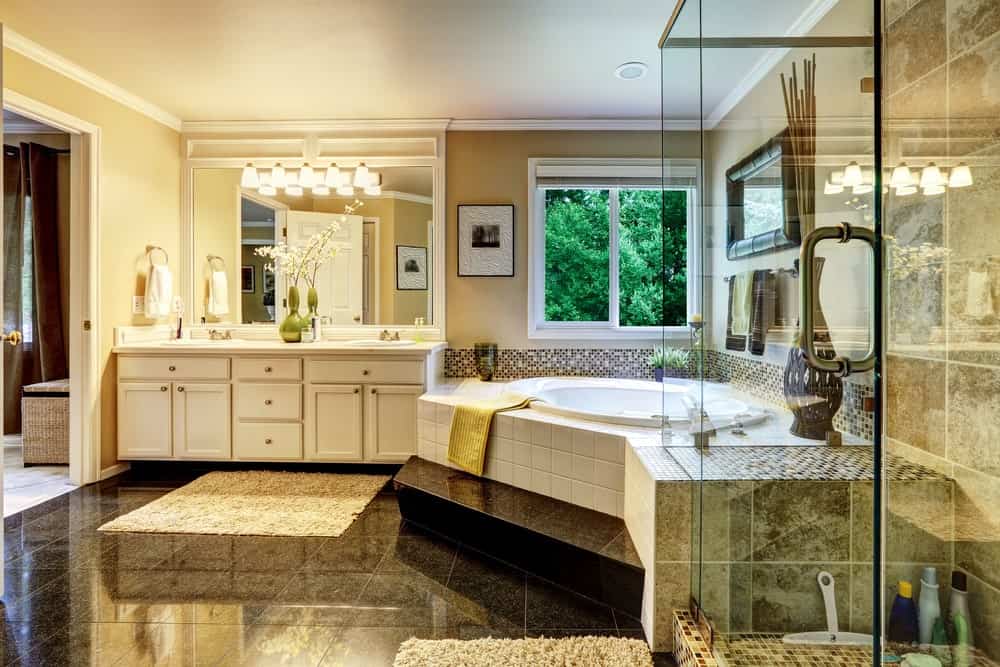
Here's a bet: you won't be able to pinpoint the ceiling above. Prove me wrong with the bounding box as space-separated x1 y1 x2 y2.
3 109 64 134
0 0 860 125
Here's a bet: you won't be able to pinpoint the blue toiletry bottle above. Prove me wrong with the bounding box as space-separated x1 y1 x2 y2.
888 580 919 643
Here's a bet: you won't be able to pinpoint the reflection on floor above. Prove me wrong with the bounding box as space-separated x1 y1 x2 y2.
1 470 676 666
4 436 76 517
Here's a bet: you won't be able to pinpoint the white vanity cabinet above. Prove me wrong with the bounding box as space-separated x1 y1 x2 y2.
115 344 442 464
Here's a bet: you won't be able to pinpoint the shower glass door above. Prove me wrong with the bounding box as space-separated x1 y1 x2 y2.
661 1 882 663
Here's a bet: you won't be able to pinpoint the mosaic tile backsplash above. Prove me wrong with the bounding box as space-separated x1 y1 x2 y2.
443 347 874 440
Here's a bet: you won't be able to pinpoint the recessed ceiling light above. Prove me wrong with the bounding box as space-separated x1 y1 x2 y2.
615 61 648 80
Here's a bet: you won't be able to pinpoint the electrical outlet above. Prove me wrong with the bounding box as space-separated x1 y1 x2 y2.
132 296 145 314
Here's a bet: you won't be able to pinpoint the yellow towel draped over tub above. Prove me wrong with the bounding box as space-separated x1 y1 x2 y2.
447 393 534 475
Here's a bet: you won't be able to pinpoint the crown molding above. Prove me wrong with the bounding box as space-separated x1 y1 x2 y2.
3 27 182 131
447 118 698 131
702 0 839 129
182 119 451 134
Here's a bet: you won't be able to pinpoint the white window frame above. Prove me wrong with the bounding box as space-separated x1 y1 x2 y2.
527 157 702 340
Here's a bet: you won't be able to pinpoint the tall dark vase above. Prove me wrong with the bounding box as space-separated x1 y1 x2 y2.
783 258 843 440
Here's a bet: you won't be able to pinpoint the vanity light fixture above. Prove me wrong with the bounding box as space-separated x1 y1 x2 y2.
240 163 259 188
312 183 330 196
271 163 287 189
923 183 946 196
285 169 299 189
889 162 914 189
364 172 382 196
949 163 973 188
299 163 316 188
895 184 918 197
258 171 276 196
824 178 844 195
325 165 341 187
919 163 944 189
843 161 863 188
353 163 370 188
852 169 874 195
336 171 354 196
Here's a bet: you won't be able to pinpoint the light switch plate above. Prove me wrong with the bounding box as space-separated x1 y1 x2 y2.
132 296 145 314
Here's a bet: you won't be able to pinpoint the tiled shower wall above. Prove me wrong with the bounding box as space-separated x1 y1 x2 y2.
884 0 1000 658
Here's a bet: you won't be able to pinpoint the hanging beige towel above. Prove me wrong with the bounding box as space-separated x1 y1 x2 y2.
447 393 533 476
966 269 994 318
207 270 230 317
144 264 174 319
730 271 754 336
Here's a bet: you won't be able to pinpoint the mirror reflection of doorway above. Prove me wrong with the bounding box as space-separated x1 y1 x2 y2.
362 219 379 325
240 195 279 324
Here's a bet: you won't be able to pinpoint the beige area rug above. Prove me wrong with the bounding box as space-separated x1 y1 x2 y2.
393 636 653 667
98 471 390 537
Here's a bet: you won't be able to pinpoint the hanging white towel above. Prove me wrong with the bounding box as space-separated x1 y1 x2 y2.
966 269 994 318
207 270 230 317
144 264 174 319
730 271 754 336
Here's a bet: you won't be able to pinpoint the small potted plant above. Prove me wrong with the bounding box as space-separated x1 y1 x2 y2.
649 347 689 382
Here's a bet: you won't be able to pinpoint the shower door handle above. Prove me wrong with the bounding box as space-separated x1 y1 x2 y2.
799 222 876 377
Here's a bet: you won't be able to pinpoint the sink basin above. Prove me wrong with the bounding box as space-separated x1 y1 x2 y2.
161 338 246 346
344 339 416 347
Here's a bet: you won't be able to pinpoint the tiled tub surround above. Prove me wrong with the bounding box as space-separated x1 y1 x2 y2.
882 0 1000 659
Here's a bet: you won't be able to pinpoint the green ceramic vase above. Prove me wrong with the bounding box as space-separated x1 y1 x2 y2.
306 287 319 322
280 286 303 343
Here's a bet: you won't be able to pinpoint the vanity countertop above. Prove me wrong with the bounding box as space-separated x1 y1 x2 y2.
112 339 448 355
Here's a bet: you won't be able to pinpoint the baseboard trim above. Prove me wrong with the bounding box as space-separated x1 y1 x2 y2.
100 463 131 481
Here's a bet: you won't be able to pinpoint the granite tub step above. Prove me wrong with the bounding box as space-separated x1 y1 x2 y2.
393 456 644 618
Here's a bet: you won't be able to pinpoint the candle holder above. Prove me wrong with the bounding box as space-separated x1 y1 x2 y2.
474 343 498 381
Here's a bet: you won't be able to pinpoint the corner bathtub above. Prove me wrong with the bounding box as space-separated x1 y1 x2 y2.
506 377 769 429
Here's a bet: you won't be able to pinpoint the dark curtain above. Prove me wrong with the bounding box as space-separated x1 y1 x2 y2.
2 143 67 434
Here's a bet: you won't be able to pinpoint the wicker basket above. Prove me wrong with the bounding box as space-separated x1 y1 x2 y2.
22 379 70 465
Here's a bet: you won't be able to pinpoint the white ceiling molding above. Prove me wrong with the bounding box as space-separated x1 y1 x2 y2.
312 190 432 205
702 0 839 129
182 119 452 134
447 118 698 131
3 27 183 131
3 119 65 134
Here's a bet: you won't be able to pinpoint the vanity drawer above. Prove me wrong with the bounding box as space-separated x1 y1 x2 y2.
307 359 424 385
235 422 302 460
235 358 302 381
237 384 302 421
119 356 230 381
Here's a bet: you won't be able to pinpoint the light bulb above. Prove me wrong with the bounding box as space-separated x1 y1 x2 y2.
949 163 973 188
240 163 259 188
285 184 303 196
312 183 330 196
923 184 945 196
896 185 917 197
889 163 913 189
299 163 315 188
824 179 844 195
843 162 863 188
353 163 370 188
325 165 341 187
285 169 299 187
920 163 944 189
271 164 286 189
830 170 844 185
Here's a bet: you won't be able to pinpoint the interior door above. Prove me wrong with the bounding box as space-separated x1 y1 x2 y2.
286 211 363 325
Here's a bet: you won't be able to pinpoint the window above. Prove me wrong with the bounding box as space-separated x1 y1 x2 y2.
529 159 699 339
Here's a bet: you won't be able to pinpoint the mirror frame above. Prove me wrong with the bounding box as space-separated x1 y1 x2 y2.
725 128 800 260
180 123 447 339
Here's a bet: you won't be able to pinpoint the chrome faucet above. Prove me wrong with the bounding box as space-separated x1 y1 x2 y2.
208 329 233 341
379 330 401 342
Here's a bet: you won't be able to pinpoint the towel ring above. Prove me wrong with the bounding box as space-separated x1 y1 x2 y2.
147 246 169 266
207 255 226 271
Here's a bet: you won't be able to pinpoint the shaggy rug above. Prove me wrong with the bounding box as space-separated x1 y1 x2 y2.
98 471 390 537
393 636 653 667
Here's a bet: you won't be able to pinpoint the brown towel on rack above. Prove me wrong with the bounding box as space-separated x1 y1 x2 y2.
725 279 747 351
749 269 776 355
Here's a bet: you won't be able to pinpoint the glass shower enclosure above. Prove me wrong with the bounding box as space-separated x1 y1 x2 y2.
660 0 885 663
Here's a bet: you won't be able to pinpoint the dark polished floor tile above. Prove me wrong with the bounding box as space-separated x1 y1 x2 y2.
450 548 523 580
304 535 394 573
525 627 621 638
165 535 327 573
349 572 457 628
614 609 644 631
214 623 339 666
272 572 371 606
319 626 438 667
1 567 67 604
525 576 617 629
444 574 526 633
375 534 458 576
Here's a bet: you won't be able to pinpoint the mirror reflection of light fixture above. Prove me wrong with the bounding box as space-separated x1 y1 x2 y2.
843 162 863 188
364 172 382 196
336 171 354 196
852 169 874 195
325 165 341 187
312 183 330 196
286 184 303 196
920 163 944 189
949 163 973 188
285 169 298 189
258 170 275 196
240 163 259 188
923 183 946 196
896 185 918 197
824 178 844 195
271 164 287 189
299 163 315 188
890 163 914 189
353 163 370 188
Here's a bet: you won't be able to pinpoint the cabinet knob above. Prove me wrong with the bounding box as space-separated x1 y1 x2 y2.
371 388 377 394
177 386 185 393
362 369 370 376
168 365 176 372
264 399 273 406
264 366 273 373
264 438 273 445
353 388 359 394
160 386 168 392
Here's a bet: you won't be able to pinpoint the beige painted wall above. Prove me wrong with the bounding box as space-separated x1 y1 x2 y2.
3 48 181 469
445 130 700 348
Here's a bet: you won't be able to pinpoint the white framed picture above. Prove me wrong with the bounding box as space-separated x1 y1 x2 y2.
396 245 428 290
458 204 514 277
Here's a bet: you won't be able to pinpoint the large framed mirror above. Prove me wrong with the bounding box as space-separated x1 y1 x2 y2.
725 129 800 259
187 158 440 333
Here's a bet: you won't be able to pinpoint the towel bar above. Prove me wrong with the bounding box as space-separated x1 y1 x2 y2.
146 245 169 265
207 254 226 271
723 260 799 282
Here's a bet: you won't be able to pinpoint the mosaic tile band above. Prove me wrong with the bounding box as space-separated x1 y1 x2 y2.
443 347 875 440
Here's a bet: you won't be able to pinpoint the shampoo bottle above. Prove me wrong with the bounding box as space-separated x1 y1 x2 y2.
888 580 919 644
949 571 973 647
918 567 942 645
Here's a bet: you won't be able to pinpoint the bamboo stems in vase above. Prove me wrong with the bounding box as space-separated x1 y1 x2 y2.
780 53 817 239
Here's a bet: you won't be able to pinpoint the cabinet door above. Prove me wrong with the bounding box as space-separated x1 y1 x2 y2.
118 382 172 458
305 384 363 461
364 384 421 462
172 383 232 459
